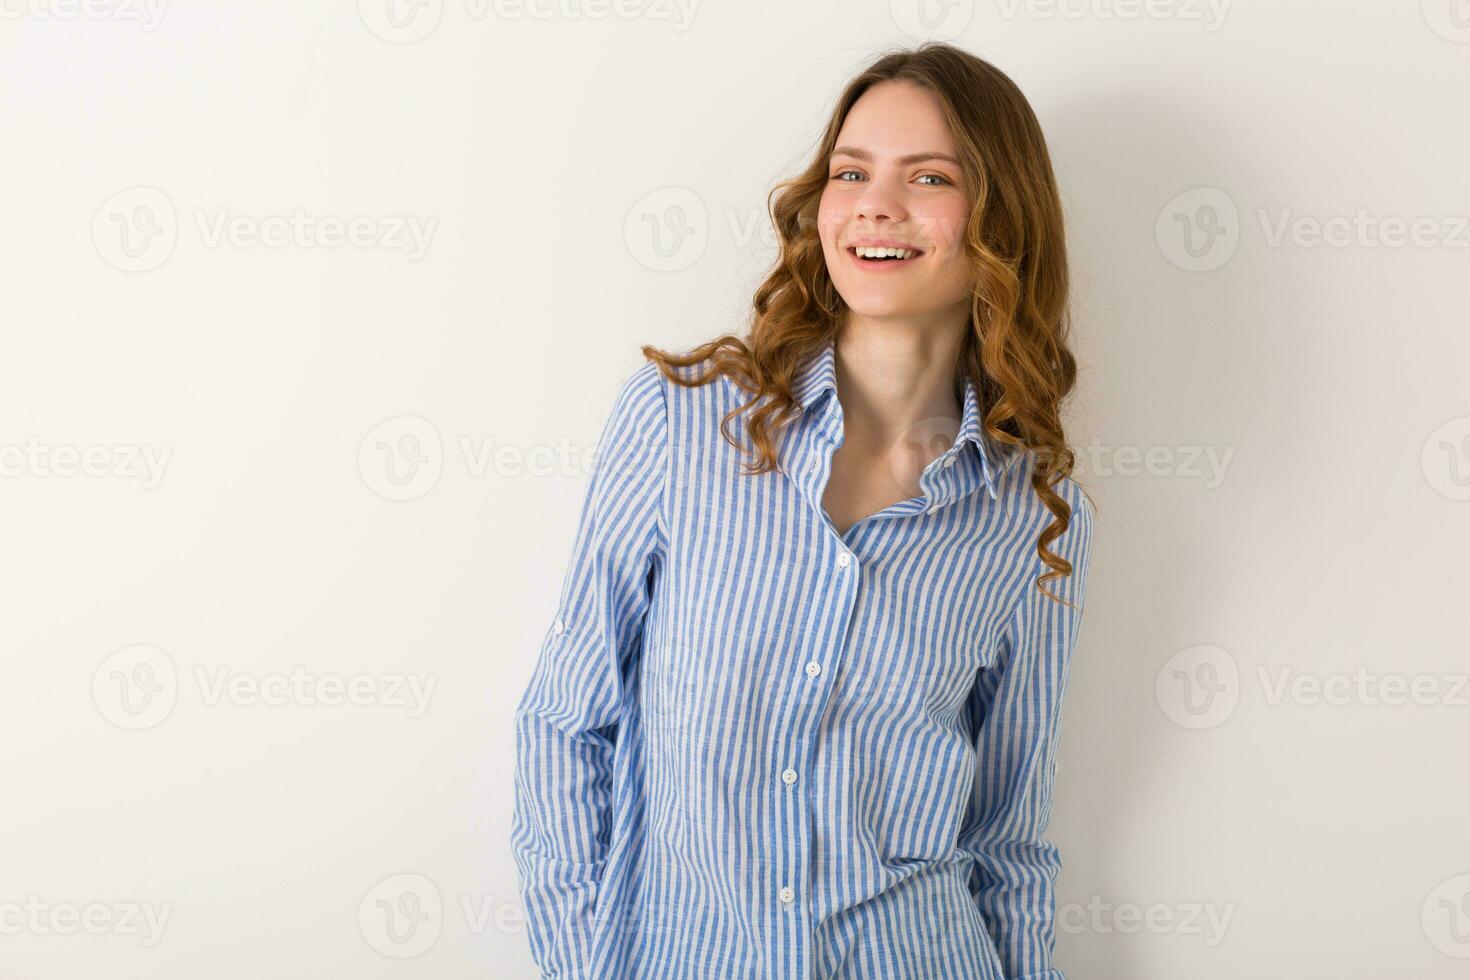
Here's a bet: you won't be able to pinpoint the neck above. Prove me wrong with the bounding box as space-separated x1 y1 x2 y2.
831 310 969 451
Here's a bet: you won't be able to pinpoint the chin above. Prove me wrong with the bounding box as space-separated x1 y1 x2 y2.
838 294 925 321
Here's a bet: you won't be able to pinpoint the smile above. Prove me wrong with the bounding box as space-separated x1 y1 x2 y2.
845 244 924 271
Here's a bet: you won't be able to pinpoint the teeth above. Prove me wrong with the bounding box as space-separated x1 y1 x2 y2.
854 246 918 260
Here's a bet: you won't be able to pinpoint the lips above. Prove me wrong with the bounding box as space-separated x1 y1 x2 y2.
846 243 924 259
845 244 923 271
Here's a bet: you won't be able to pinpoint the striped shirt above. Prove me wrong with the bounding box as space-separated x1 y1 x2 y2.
512 336 1095 979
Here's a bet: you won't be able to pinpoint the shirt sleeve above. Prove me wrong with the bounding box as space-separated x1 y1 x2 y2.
511 361 670 979
958 480 1095 980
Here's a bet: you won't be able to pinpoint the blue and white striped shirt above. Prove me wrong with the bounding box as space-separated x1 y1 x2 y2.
512 336 1095 979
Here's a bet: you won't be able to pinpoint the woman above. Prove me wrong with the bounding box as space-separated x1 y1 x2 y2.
513 41 1095 980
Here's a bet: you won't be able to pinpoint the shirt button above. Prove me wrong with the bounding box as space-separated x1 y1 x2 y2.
552 618 566 635
781 768 798 785
941 454 956 469
805 661 822 678
778 886 795 904
836 552 851 569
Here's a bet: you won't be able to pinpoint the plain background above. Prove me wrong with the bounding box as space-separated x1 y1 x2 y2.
3 1 1469 977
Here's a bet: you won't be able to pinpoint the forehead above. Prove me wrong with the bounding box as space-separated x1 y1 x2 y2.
834 80 956 155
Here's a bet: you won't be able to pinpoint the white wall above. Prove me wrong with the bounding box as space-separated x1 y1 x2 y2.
3 2 1468 977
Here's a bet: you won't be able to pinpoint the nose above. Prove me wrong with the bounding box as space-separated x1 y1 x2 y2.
853 172 908 224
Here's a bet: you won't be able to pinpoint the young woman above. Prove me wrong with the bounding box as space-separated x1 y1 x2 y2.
513 41 1095 980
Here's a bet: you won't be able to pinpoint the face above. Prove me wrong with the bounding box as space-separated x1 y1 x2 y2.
817 80 975 326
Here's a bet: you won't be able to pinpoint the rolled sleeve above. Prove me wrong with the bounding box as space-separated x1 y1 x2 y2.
959 482 1095 980
510 361 670 979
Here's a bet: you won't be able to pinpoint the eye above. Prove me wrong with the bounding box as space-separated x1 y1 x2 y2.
916 173 952 186
831 169 863 182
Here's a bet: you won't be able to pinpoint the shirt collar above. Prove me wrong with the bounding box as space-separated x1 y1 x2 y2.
791 335 1009 500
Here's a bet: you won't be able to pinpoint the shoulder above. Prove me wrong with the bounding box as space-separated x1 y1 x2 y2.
989 447 1096 571
591 357 671 472
993 447 1094 528
603 356 672 432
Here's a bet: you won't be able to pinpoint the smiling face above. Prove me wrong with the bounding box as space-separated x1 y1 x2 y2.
817 80 976 326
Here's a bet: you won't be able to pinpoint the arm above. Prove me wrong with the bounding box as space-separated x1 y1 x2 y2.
511 361 669 979
959 483 1095 980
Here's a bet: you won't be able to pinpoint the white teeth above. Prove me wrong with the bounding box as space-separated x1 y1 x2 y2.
853 246 918 260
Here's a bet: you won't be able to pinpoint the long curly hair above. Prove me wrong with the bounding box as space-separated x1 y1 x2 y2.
642 41 1085 603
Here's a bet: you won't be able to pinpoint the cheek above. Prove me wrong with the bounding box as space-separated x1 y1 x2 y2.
920 203 970 261
816 193 847 249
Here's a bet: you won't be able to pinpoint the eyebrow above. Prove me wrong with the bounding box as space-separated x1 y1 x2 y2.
831 146 962 167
